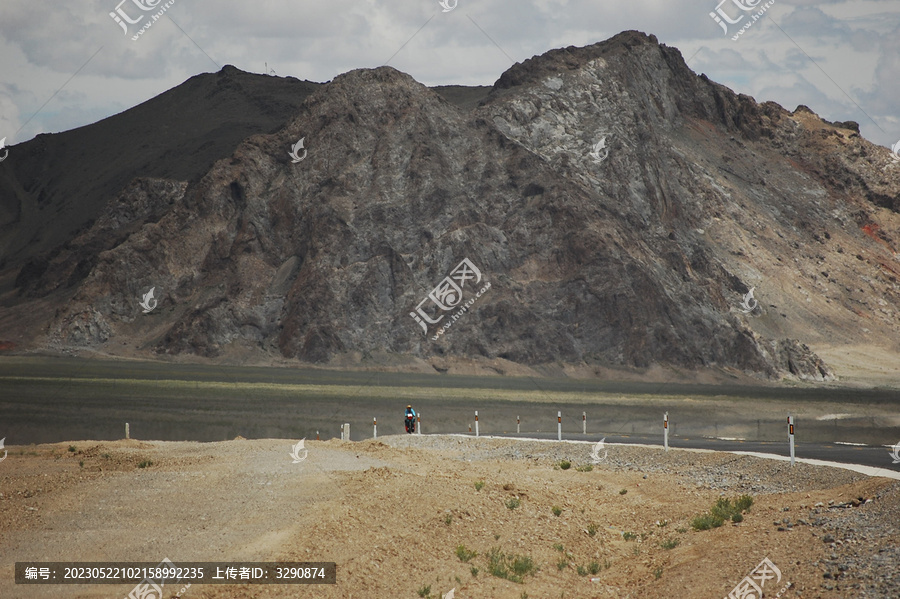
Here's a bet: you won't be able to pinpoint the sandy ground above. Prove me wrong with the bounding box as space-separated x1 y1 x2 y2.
1 435 898 598
812 344 900 389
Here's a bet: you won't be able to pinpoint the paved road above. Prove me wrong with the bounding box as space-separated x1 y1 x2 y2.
2 356 898 469
489 431 900 473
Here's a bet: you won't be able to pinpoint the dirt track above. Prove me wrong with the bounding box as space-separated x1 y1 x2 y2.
1 435 898 598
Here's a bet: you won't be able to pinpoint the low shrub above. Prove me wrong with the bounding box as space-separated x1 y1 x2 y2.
486 547 538 583
692 495 753 531
660 538 680 550
456 545 477 563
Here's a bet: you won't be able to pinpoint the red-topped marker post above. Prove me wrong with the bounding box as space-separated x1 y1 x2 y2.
788 414 795 466
664 412 669 452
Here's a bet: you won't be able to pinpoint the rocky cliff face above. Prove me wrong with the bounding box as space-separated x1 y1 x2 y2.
5 31 900 381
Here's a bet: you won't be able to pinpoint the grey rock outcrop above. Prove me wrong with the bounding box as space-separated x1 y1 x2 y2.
7 32 900 380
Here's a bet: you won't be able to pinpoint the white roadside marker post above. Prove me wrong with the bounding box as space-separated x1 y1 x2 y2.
664 412 669 452
557 411 562 441
417 412 421 436
340 424 344 441
788 414 795 467
582 411 586 435
517 415 520 434
475 411 479 437
373 417 377 439
125 422 130 440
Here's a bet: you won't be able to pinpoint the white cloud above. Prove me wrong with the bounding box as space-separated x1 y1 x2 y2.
0 0 896 146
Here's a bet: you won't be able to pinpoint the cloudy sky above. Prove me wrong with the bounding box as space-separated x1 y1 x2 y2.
1 0 898 149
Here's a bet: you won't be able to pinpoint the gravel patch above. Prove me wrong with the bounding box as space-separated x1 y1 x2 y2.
386 433 900 598
385 434 868 494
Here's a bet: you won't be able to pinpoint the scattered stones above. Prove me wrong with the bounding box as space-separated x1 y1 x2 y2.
379 434 900 596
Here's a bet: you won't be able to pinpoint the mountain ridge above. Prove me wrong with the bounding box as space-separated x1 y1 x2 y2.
1 31 898 383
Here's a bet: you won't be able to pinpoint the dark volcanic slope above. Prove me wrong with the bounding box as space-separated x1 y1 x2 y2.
431 85 493 111
0 67 322 266
2 31 899 381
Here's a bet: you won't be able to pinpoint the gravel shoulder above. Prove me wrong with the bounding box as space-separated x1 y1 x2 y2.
1 435 897 598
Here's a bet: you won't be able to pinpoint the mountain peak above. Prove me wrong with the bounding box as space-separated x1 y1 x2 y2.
492 30 668 91
3 33 898 382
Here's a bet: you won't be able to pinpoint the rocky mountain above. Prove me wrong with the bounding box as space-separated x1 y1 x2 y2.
0 68 324 267
2 31 899 381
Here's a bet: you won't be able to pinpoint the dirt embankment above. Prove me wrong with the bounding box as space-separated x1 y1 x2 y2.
1 435 898 598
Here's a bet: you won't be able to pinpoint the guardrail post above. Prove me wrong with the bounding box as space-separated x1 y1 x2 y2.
664 412 669 452
788 414 795 467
